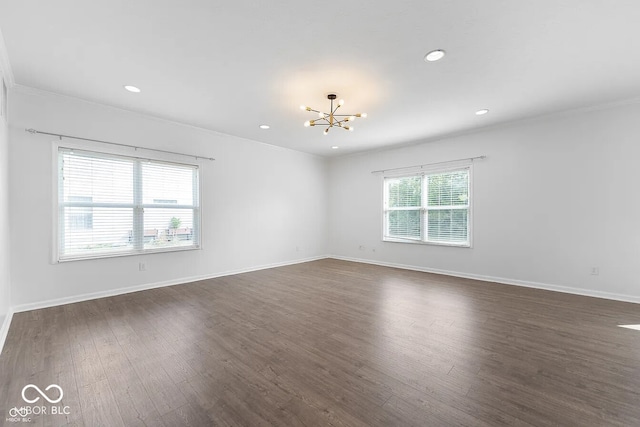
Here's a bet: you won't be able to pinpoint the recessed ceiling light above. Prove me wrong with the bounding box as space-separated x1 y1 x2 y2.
331 146 339 149
124 85 141 93
259 124 270 129
475 109 489 115
424 49 446 62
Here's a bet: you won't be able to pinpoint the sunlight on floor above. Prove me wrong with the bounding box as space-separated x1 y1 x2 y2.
618 324 640 331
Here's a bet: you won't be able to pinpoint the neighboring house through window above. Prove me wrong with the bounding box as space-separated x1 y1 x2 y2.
67 196 93 230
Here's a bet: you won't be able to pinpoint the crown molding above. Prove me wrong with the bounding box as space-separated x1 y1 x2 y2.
12 84 326 160
333 95 640 161
0 26 14 87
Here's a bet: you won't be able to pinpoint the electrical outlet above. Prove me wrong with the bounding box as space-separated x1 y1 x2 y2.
139 262 147 271
590 267 599 276
296 246 300 252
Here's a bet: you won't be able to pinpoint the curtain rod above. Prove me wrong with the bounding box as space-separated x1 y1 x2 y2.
371 155 486 174
25 129 216 161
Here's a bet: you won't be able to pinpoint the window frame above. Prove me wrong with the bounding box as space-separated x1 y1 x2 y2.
382 165 473 248
52 143 202 263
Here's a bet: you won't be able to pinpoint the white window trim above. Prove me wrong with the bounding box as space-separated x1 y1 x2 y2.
51 142 203 263
381 164 473 248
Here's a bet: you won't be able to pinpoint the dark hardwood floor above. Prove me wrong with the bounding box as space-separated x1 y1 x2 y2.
1 258 640 426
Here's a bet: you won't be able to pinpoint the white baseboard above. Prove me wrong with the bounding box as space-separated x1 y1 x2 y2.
6 252 639 344
329 255 640 304
0 307 14 355
11 255 329 314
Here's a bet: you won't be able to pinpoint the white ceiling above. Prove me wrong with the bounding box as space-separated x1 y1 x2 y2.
1 1 640 157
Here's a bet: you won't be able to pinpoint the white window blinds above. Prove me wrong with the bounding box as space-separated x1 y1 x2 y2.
385 176 422 240
57 148 200 261
384 168 470 246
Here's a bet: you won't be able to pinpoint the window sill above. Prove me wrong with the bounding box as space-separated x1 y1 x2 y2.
56 245 201 263
382 237 471 248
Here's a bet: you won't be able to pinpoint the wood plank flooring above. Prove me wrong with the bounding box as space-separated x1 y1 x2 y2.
1 258 640 426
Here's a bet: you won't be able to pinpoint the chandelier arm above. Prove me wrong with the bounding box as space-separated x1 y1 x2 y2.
305 117 331 127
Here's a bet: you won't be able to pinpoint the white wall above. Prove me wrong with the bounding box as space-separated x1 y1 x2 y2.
8 87 328 308
328 102 640 301
0 78 10 332
7 85 640 311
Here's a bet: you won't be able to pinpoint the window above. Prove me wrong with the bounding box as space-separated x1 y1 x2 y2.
383 168 470 246
57 147 200 261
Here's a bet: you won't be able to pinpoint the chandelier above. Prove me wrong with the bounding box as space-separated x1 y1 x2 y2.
300 94 367 135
